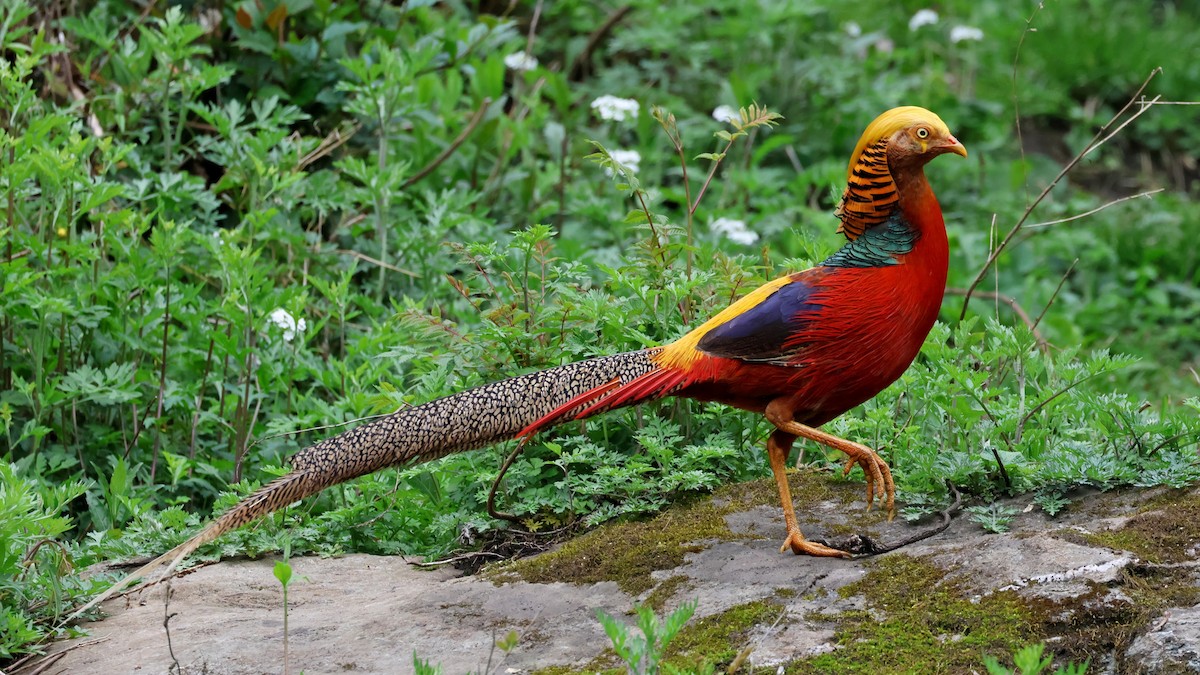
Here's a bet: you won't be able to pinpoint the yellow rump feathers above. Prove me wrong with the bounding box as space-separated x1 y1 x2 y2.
844 106 958 182
654 275 794 370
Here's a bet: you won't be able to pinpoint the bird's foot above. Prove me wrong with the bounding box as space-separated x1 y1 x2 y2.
839 442 896 520
779 529 852 558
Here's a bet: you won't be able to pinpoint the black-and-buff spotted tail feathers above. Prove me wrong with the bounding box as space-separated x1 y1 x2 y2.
70 349 662 619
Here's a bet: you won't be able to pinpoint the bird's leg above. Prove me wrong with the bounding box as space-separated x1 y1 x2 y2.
766 400 896 520
767 429 852 558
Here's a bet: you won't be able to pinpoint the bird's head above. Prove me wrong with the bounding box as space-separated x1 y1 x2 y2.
846 106 967 180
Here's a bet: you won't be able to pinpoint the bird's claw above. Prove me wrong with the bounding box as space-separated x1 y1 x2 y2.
840 443 896 521
779 530 852 559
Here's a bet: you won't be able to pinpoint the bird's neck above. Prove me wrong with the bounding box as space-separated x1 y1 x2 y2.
821 167 948 272
893 167 949 270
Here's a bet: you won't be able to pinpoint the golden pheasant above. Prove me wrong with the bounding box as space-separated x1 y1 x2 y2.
75 106 964 615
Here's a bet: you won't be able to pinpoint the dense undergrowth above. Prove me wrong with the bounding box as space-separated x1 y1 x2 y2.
2 0 1198 661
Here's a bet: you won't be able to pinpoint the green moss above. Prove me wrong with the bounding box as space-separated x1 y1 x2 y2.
663 600 778 670
1030 562 1200 664
1084 490 1200 564
529 660 621 675
490 469 858 595
529 658 622 675
532 490 1200 675
488 497 732 595
643 575 692 612
789 555 1036 674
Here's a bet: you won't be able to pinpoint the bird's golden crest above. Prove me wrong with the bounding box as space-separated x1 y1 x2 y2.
835 106 955 241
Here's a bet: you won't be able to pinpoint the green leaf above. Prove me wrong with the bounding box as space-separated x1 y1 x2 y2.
273 560 293 587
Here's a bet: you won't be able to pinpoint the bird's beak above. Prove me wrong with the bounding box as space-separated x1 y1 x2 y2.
943 135 968 158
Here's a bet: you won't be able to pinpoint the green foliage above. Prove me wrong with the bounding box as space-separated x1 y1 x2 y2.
595 599 712 675
412 653 443 675
983 643 1089 675
410 630 518 675
966 504 1021 534
273 542 293 673
1033 490 1072 517
0 464 94 658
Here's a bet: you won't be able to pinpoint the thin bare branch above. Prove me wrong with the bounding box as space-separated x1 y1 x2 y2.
1027 189 1164 228
1033 258 1078 333
297 123 359 172
1083 94 1162 161
337 249 419 278
959 68 1163 318
944 287 1049 351
402 98 491 189
9 637 110 675
1019 366 1115 430
1011 2 1045 205
567 6 634 80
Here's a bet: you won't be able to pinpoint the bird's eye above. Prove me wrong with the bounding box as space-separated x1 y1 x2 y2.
916 127 929 139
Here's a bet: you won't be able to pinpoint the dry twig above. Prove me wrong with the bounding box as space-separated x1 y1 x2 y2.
945 287 1049 351
401 97 492 189
823 482 963 556
568 6 634 81
960 68 1164 319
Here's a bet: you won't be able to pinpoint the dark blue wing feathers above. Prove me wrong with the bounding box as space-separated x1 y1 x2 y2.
696 278 821 363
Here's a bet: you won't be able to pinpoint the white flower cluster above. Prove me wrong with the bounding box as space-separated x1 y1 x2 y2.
605 149 641 176
711 105 739 124
909 9 984 43
503 52 538 72
711 217 759 246
591 95 639 121
268 308 307 343
950 25 984 43
908 9 939 31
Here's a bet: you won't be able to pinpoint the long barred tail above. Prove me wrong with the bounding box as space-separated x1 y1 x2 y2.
70 349 664 620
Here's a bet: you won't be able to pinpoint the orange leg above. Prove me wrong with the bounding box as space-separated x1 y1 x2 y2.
767 429 852 558
766 399 896 521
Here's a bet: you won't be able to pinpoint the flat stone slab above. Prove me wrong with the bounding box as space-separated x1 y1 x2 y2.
38 482 1200 674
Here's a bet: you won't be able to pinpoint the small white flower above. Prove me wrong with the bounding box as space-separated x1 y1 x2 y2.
605 149 641 176
591 95 640 121
844 21 862 37
711 217 759 246
712 105 739 124
198 8 222 34
908 9 938 31
950 25 984 43
268 308 307 343
503 52 538 72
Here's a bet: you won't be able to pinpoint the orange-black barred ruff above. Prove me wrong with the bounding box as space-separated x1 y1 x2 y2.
69 349 661 618
835 138 898 241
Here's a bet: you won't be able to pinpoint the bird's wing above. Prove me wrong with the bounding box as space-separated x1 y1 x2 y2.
693 275 822 365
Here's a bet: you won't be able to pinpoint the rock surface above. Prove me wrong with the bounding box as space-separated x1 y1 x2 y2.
1125 604 1200 673
37 480 1200 674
